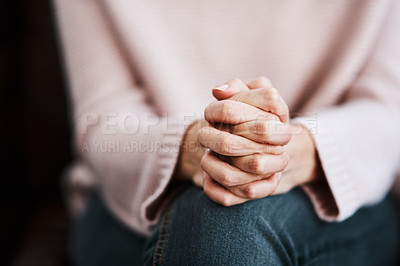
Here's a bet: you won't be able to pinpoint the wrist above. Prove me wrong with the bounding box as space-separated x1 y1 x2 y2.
175 120 206 182
285 123 321 186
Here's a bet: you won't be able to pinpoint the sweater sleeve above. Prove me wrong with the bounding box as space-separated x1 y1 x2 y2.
294 1 400 221
54 0 194 235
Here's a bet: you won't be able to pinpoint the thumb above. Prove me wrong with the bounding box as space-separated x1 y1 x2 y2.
212 79 250 100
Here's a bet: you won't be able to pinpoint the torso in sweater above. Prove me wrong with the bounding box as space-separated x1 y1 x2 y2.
100 0 387 115
55 0 400 234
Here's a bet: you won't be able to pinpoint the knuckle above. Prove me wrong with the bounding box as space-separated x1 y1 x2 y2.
219 171 233 187
260 87 272 97
268 122 291 144
268 145 284 155
220 137 233 153
220 195 233 206
197 127 208 145
279 123 291 135
197 129 204 144
229 78 242 86
283 102 289 113
255 120 269 136
200 155 207 169
260 88 279 112
243 183 258 199
255 76 272 87
285 132 292 142
204 103 215 122
203 179 211 193
268 90 280 106
281 130 292 144
220 100 236 120
248 156 263 173
273 173 281 187
279 154 289 170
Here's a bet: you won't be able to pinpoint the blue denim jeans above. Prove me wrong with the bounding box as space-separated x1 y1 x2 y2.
73 187 399 265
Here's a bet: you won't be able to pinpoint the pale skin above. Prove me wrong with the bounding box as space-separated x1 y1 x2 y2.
176 77 323 206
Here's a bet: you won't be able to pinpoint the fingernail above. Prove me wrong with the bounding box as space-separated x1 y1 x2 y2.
213 84 229 91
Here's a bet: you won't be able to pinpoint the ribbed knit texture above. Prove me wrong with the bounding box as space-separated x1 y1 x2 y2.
54 0 400 235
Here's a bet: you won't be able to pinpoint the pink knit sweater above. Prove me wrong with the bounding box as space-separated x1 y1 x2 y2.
54 0 400 235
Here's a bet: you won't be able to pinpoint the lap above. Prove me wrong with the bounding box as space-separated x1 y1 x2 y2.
143 187 399 265
71 187 400 265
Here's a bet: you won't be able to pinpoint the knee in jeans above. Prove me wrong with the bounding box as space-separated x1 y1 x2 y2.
178 187 306 231
161 187 301 264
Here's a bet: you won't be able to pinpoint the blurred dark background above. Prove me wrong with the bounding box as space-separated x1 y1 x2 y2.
1 0 72 265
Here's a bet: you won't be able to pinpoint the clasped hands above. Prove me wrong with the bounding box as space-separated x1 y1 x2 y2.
178 77 320 206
